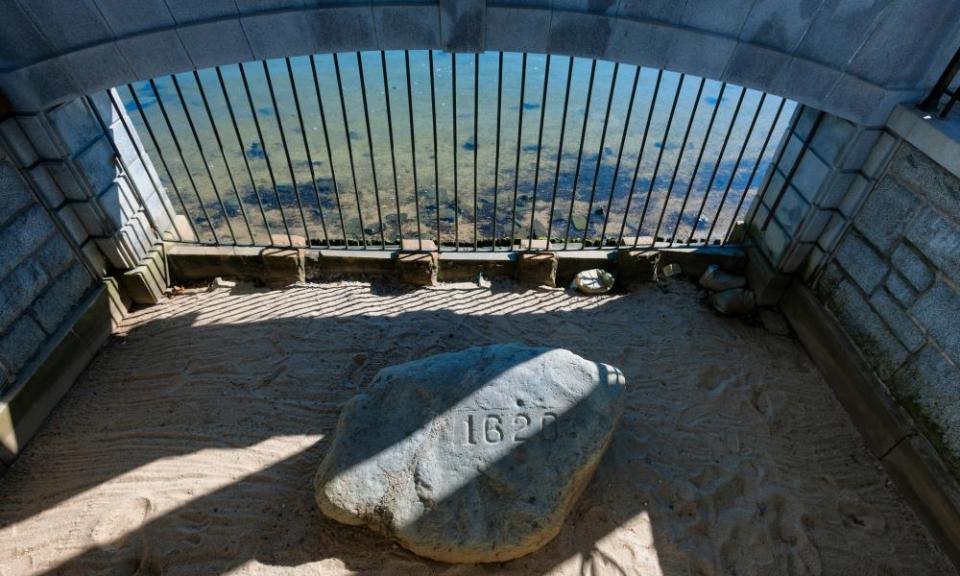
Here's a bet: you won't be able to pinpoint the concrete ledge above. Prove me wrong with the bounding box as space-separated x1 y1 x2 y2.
167 244 304 288
882 434 960 569
0 281 119 465
166 243 747 288
305 249 396 281
887 104 960 179
780 280 960 567
438 252 515 282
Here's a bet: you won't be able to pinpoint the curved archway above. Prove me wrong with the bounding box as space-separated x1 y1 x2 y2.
2 1 959 124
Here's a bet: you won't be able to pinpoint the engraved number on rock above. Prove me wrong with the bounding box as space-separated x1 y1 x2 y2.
513 414 531 442
465 414 478 445
484 415 504 443
463 412 558 444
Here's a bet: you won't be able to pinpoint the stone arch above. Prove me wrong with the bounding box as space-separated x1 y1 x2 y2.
1 1 958 124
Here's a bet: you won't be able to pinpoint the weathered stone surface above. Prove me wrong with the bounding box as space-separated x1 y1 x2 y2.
834 232 888 294
885 270 917 308
869 289 924 353
890 143 960 219
709 287 755 316
315 344 625 563
396 251 438 286
853 175 918 255
617 249 658 283
517 252 558 287
699 264 746 292
889 345 960 465
827 279 908 379
891 242 934 292
906 206 960 285
912 280 960 364
0 161 34 227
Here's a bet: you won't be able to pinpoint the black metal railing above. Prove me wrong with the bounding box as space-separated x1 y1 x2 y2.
919 46 960 118
108 50 794 251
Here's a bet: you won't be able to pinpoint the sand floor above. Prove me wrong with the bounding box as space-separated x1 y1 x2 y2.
0 279 953 575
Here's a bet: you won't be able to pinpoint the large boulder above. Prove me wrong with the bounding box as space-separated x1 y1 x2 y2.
315 344 626 563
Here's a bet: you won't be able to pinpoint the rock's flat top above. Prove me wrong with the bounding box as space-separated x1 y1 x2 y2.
314 344 626 563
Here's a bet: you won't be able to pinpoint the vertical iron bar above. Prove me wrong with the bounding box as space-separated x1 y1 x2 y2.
473 52 479 251
669 82 728 245
333 53 367 248
356 52 385 249
706 92 767 243
192 70 255 245
688 86 747 242
491 51 503 250
632 73 685 248
357 53 386 248
103 90 182 242
562 59 598 249
149 78 220 243
309 55 348 248
508 52 528 247
239 62 292 245
380 51 403 245
215 66 272 242
724 97 787 243
452 53 459 250
616 69 663 247
580 62 619 248
429 50 441 250
170 74 238 244
262 60 310 246
287 57 330 248
651 77 706 243
126 84 201 242
597 66 640 249
527 54 552 244
919 46 960 115
545 56 576 244
404 51 423 250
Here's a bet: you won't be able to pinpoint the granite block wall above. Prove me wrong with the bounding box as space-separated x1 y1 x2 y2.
0 90 176 396
0 148 95 396
746 101 960 477
814 139 960 473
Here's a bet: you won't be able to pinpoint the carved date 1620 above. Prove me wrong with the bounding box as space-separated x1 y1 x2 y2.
462 410 559 445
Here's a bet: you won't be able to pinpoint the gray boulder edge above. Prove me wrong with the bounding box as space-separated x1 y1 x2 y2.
314 344 626 563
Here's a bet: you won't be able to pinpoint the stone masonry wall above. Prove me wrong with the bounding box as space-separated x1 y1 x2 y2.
0 148 95 396
0 91 177 396
813 137 960 475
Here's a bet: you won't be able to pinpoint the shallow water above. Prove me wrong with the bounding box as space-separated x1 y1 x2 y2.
119 50 795 248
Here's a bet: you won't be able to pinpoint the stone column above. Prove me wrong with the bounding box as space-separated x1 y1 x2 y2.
745 106 898 303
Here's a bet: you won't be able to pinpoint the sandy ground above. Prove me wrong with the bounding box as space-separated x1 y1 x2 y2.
0 279 953 576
